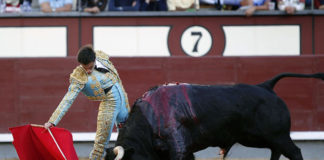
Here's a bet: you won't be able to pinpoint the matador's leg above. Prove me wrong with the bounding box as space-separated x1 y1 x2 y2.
89 99 116 160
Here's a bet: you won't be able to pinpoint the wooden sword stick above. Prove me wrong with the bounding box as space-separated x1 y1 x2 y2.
31 124 68 160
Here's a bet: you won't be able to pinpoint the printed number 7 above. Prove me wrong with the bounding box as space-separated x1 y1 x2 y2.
191 31 202 52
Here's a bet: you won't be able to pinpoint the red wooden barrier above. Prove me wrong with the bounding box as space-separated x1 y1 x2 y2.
0 56 323 132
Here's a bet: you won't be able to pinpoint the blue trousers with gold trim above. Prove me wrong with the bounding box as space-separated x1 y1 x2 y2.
89 83 129 160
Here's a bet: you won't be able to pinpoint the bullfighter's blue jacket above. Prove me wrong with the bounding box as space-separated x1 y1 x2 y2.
48 50 129 160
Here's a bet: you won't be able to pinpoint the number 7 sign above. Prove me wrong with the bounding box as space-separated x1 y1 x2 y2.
181 26 212 57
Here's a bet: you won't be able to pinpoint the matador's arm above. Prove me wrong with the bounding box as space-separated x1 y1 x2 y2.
48 66 87 125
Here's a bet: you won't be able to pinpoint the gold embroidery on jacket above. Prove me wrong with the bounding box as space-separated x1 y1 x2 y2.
96 50 129 111
70 66 88 85
95 51 119 78
88 73 105 98
48 82 83 125
96 50 109 60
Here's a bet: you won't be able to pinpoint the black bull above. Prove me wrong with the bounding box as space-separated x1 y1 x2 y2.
106 73 324 160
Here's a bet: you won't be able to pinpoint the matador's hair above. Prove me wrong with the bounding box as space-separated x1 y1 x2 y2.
77 45 96 65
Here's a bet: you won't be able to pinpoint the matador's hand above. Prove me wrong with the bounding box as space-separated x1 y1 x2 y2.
44 122 53 130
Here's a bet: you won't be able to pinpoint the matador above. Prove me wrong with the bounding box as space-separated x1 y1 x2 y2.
45 45 129 160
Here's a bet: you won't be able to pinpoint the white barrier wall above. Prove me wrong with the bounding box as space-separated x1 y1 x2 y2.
222 25 300 56
0 27 67 57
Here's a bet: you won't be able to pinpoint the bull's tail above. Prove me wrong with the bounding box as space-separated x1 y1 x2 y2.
258 72 324 90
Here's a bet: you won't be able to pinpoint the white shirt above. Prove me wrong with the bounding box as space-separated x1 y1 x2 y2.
95 60 108 70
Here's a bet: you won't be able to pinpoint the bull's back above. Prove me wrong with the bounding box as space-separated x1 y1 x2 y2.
138 83 291 151
140 83 289 129
188 84 291 148
189 83 288 117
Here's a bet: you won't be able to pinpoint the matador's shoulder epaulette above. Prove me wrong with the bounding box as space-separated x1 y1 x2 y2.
95 50 109 60
69 66 88 84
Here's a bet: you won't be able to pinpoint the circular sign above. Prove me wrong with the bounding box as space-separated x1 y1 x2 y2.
181 26 212 57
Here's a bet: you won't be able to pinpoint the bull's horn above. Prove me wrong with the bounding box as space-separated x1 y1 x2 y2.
113 146 124 160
